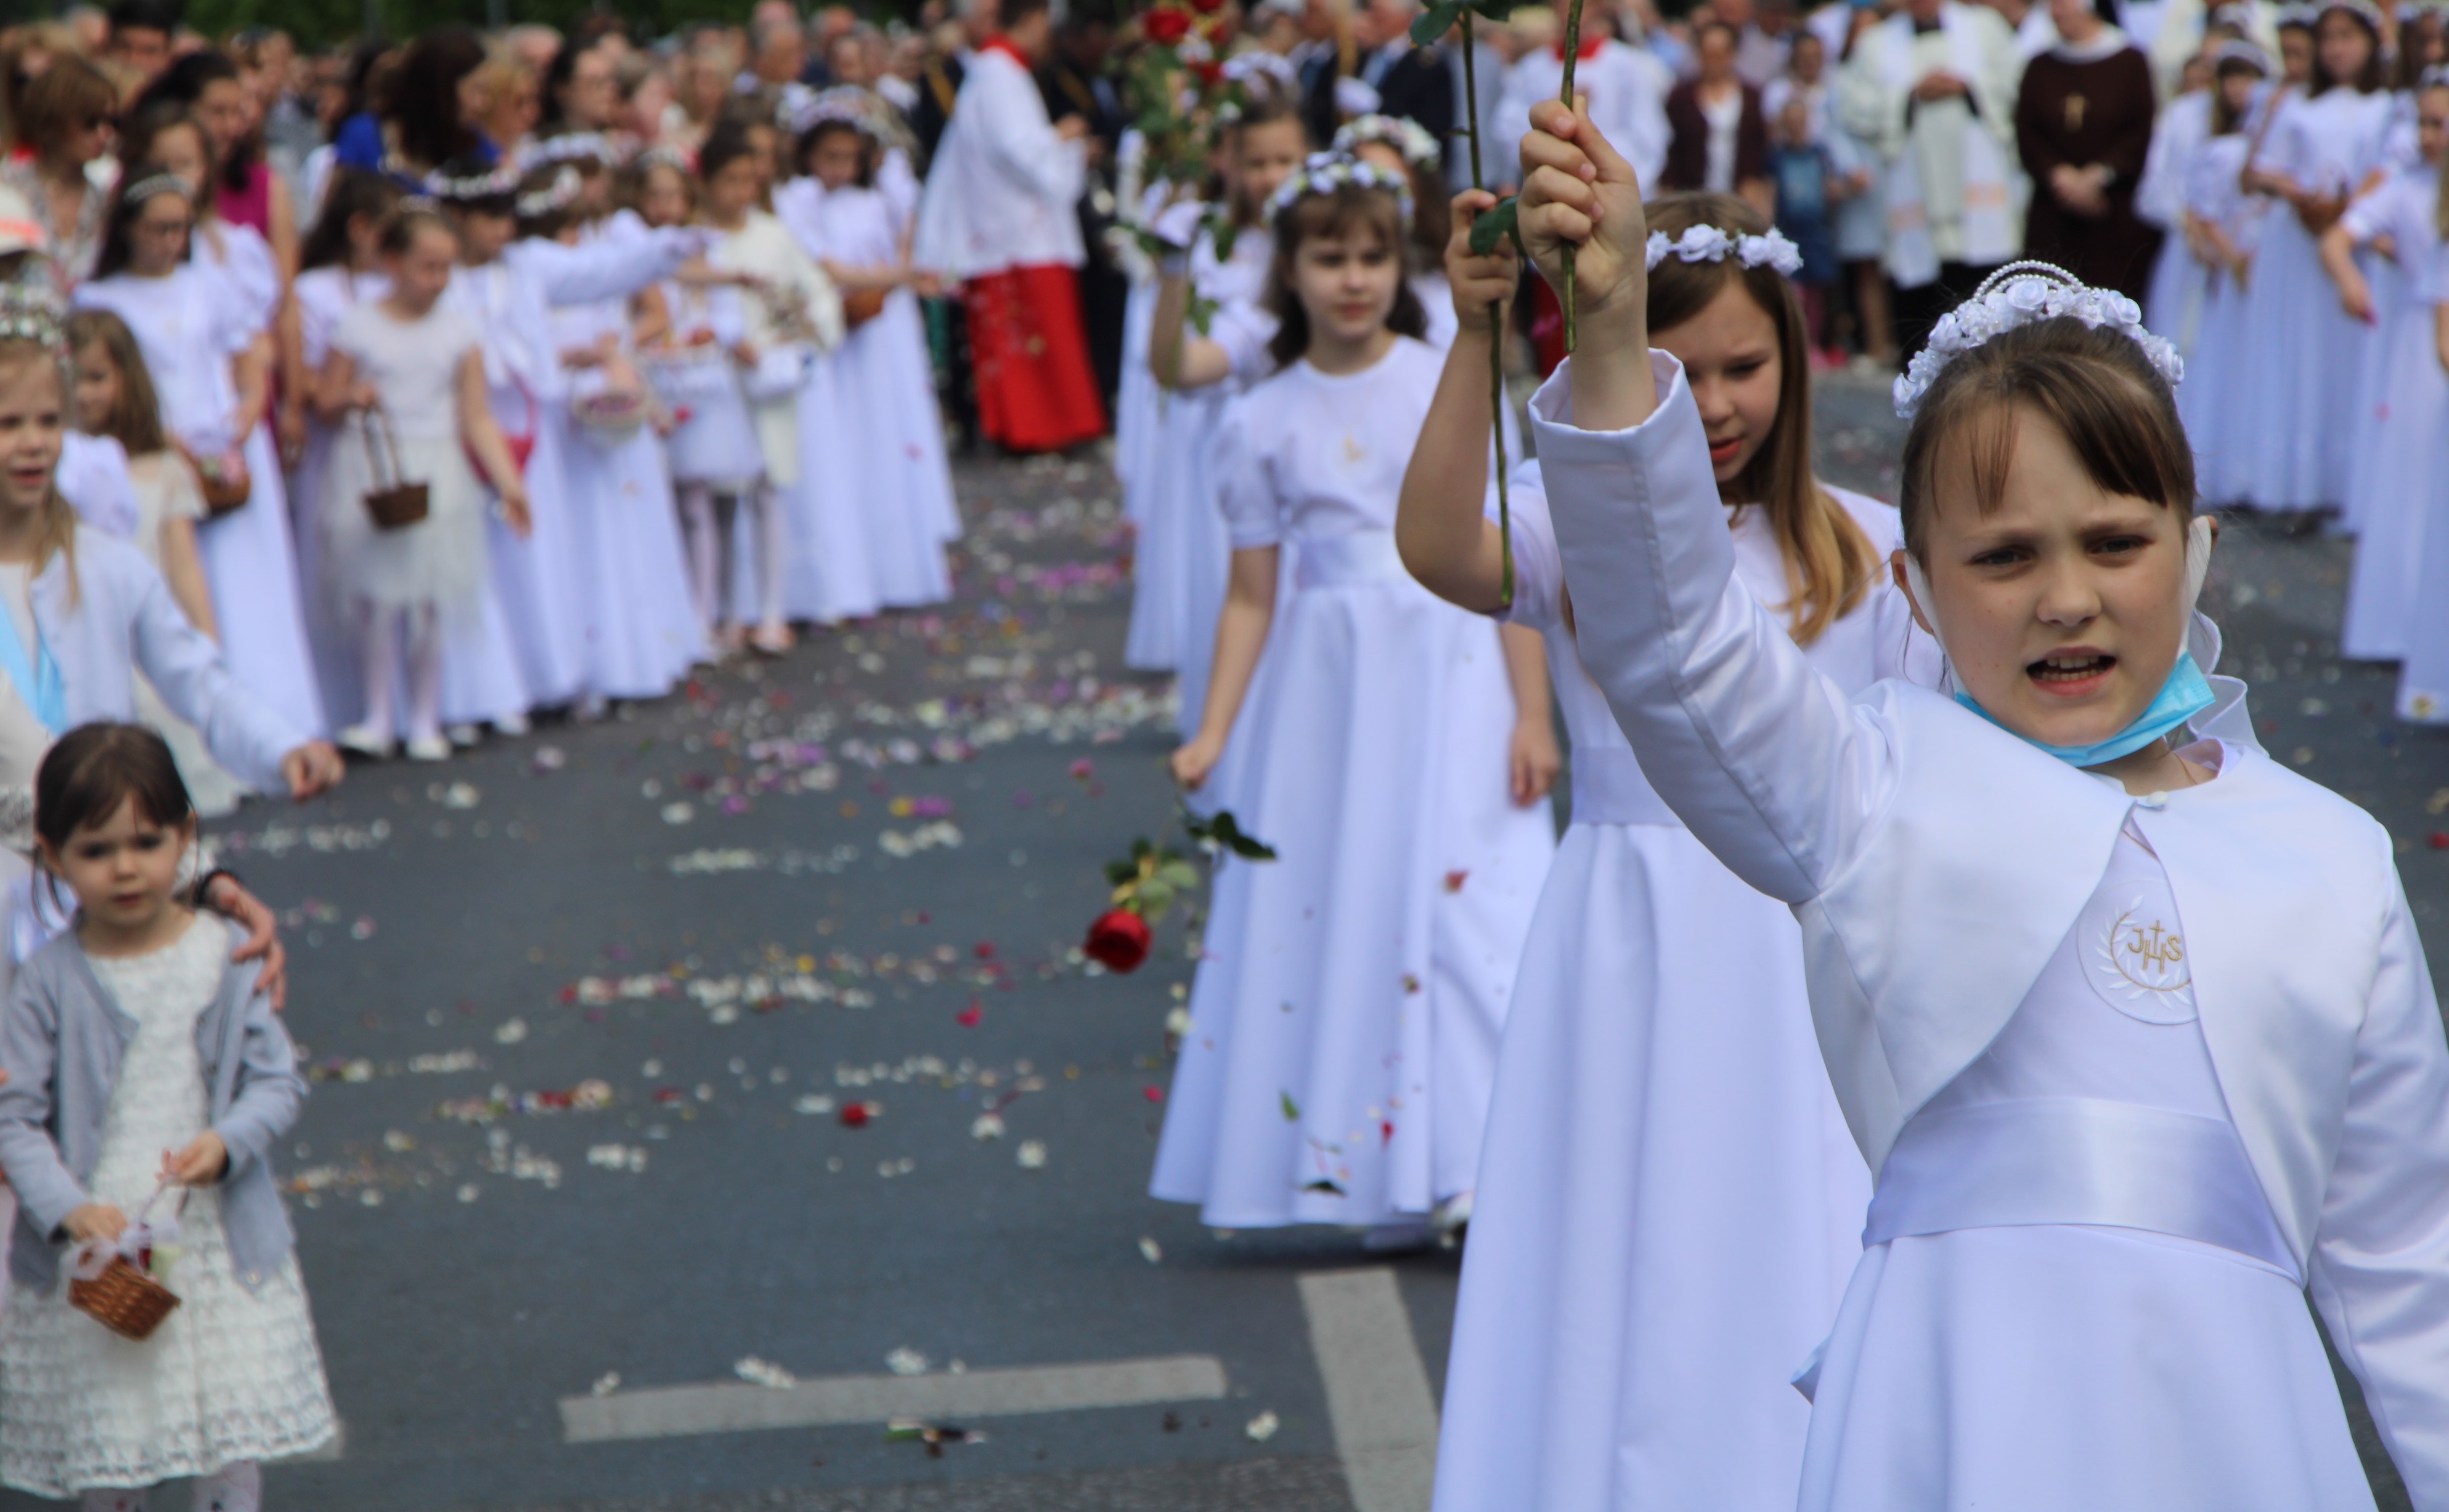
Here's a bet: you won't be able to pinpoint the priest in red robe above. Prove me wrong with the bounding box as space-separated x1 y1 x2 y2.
913 0 1108 453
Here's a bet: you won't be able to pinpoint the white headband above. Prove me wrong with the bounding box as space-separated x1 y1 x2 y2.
1645 223 1804 277
2317 0 2386 28
2209 38 2273 71
1266 151 1416 225
518 132 608 171
515 166 583 220
1332 113 1441 171
120 173 192 207
425 163 521 201
1892 261 2183 420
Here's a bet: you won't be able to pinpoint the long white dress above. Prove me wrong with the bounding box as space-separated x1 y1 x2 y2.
2139 89 2213 351
125 452 245 819
1432 467 1908 1512
2232 85 2392 510
1147 338 1556 1228
288 265 389 728
0 920 335 1498
541 225 704 699
74 264 325 738
1798 802 2374 1510
788 182 954 610
2336 163 2443 660
2175 132 2262 506
1121 220 1273 731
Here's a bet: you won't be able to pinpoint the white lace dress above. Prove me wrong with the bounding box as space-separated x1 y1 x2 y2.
0 919 335 1497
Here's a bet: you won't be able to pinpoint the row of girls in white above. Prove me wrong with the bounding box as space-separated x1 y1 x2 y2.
67 102 955 766
1436 93 2449 1511
2147 4 2449 733
1115 77 1461 735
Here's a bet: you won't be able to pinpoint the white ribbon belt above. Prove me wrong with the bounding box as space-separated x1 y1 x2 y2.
1293 531 1411 590
1567 746 1682 828
1863 1096 2299 1282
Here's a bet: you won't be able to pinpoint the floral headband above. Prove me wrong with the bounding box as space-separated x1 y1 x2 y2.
426 163 521 202
120 173 192 206
516 166 583 220
1266 151 1416 226
2318 0 2386 28
1645 223 1804 277
0 283 65 354
2209 38 2273 72
518 132 608 171
1893 261 2183 419
1332 113 1440 171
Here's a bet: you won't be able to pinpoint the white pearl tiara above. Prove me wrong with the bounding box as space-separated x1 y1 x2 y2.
1266 151 1416 226
1893 261 2183 419
120 173 192 206
515 166 584 220
1645 224 1803 277
1332 114 1441 171
0 283 65 353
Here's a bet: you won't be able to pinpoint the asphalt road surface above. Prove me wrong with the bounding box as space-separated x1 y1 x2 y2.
0 372 2434 1511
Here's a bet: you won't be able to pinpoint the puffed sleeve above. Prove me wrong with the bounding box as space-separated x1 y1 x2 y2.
1213 399 1281 551
1529 353 1897 904
2308 859 2449 1511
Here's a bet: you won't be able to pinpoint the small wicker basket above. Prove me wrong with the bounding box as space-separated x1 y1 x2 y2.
359 404 429 531
69 1254 179 1341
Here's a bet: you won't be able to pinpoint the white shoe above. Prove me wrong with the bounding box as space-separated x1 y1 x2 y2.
404 735 452 762
445 723 483 747
494 711 531 737
336 724 393 758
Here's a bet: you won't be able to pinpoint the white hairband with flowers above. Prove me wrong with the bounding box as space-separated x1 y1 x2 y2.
1266 151 1415 225
0 282 65 354
518 132 608 171
1332 113 1441 171
1892 261 2183 419
2320 0 2388 28
515 166 583 220
426 163 521 201
1645 224 1804 277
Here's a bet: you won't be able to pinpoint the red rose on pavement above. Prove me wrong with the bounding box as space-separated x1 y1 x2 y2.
1085 908 1153 973
1144 8 1191 44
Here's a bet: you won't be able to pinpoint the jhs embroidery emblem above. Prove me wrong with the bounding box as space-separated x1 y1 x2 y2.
2082 891 2198 1024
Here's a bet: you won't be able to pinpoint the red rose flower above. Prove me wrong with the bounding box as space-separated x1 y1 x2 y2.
1188 0 1225 14
1144 8 1191 44
1190 57 1224 86
1085 908 1153 973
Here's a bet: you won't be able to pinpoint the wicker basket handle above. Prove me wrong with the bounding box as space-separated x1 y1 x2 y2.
359 402 409 490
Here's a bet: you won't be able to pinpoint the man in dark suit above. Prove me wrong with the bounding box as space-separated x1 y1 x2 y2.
1038 0 1128 413
1300 0 1457 173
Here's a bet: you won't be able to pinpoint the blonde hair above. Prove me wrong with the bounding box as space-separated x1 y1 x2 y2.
0 338 80 606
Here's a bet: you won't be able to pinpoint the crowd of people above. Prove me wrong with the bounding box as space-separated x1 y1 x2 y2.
0 0 2438 1510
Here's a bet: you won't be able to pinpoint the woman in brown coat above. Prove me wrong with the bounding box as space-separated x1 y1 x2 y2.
2015 0 2161 300
1663 22 1774 214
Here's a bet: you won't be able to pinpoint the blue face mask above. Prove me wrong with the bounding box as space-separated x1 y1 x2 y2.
1952 652 2215 768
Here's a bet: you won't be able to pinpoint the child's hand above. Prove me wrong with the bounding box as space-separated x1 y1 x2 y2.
349 381 380 412
1509 715 1562 807
162 1132 228 1187
280 741 346 800
1518 97 1649 339
733 341 762 368
1445 189 1518 336
500 479 534 538
63 1203 126 1243
1169 733 1224 792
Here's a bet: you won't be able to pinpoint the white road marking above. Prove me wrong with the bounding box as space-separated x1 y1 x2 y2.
1298 1268 1440 1512
558 1354 1229 1443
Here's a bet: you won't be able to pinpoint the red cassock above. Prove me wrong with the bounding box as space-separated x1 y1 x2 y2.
963 264 1106 453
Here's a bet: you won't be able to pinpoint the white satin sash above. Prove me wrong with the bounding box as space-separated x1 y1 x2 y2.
1862 1095 2300 1282
1292 530 1410 590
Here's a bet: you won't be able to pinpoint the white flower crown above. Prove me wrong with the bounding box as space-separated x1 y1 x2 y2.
518 132 608 171
1892 261 2183 419
1645 224 1803 277
1266 151 1415 225
1332 113 1441 171
426 163 521 202
0 283 65 354
2320 0 2387 29
515 166 584 220
2209 38 2273 73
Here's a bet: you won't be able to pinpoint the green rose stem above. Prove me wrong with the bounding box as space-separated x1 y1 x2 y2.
1555 0 1586 352
1457 15 1514 608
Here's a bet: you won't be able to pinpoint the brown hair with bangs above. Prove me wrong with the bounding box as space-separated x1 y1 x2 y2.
1221 84 1308 229
1265 181 1427 370
1647 192 1877 645
65 310 166 459
1896 315 2194 561
34 721 194 855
